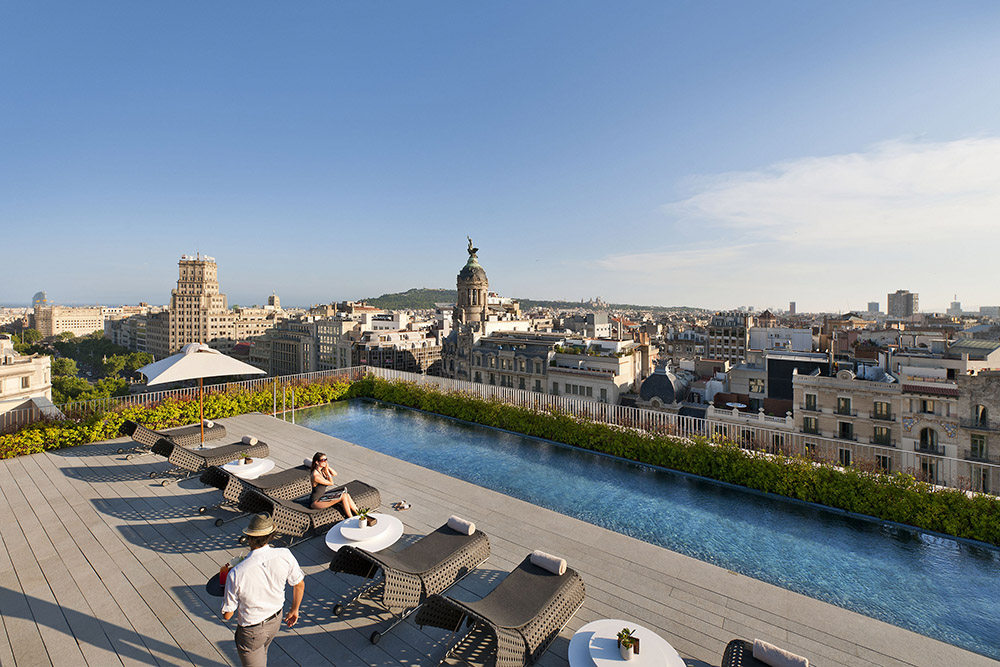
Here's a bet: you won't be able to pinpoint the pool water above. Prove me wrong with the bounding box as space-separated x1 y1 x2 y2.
296 399 1000 659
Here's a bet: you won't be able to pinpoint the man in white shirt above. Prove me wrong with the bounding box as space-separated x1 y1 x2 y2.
222 514 305 667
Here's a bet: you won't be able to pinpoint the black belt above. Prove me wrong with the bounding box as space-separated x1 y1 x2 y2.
239 609 280 629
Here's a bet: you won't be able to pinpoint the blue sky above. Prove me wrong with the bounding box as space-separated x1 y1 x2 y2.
3 2 1000 312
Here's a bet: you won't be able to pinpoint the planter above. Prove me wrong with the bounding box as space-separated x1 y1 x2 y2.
245 457 253 464
618 641 635 661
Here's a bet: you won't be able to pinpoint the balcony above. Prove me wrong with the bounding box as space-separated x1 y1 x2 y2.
916 445 946 456
837 433 857 442
802 426 820 435
801 404 820 413
870 438 896 448
964 449 1000 464
960 418 1000 432
834 409 857 417
871 412 895 422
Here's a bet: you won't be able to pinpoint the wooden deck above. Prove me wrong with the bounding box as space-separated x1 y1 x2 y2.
0 412 995 667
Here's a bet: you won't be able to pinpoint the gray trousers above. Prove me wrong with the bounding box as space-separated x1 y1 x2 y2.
234 612 282 667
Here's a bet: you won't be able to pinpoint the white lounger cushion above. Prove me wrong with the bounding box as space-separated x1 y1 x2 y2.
203 420 214 428
753 639 809 667
530 550 566 576
447 515 475 535
241 435 258 445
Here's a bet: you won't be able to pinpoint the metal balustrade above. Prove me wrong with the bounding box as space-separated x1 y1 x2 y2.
3 365 999 495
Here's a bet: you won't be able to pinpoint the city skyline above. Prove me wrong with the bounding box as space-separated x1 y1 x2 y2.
4 3 1000 310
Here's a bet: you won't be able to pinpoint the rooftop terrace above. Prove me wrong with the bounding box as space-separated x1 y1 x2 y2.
1 413 995 666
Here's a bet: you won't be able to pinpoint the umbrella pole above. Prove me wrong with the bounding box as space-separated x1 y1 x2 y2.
199 377 204 445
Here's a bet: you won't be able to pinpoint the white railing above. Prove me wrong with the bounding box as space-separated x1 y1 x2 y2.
3 365 999 496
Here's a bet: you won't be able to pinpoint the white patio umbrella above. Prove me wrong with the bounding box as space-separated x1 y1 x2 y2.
137 343 266 444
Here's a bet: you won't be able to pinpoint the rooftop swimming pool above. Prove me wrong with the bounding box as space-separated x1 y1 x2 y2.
296 399 1000 660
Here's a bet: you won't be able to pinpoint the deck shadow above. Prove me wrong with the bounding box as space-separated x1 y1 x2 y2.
0 585 230 667
93 494 220 522
115 520 243 554
61 464 162 483
48 440 131 458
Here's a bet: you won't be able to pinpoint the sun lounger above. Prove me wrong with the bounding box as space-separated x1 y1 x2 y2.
415 553 585 667
329 517 491 644
149 437 269 485
722 639 811 667
118 419 226 458
198 464 311 525
239 477 381 547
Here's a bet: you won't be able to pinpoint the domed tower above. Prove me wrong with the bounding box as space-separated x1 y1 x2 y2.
454 236 488 327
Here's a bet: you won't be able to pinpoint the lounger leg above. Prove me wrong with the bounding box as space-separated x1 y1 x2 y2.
332 565 381 616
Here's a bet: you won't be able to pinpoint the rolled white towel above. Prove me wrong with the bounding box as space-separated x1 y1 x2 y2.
203 419 214 428
446 515 475 535
530 550 566 576
753 639 809 667
241 435 258 446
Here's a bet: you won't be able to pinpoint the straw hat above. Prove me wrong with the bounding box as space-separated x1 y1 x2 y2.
243 513 276 537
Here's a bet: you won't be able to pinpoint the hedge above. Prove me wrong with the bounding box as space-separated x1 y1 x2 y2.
0 378 354 459
2 374 999 546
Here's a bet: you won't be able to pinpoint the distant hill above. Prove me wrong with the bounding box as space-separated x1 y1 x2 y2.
364 288 707 314
366 288 456 309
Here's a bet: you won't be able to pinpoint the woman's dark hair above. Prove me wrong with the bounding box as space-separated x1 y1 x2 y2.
311 452 326 471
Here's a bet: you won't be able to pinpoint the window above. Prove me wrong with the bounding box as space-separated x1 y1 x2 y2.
803 416 819 434
534 379 542 392
804 442 816 457
838 448 852 467
873 401 891 420
519 377 525 390
920 399 935 414
21 377 30 389
919 427 938 451
976 405 989 427
838 422 854 441
836 397 852 416
489 373 495 385
600 388 608 403
586 386 593 397
971 433 987 460
876 454 892 473
551 382 559 395
749 378 765 394
805 393 817 411
873 426 892 446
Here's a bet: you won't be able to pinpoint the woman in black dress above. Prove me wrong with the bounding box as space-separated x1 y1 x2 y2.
309 451 360 515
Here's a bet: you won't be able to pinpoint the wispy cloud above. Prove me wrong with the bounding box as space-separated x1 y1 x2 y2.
590 137 1000 310
665 137 1000 246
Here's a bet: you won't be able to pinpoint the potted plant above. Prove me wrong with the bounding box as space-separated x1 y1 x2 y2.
617 627 639 660
357 508 377 528
236 451 249 465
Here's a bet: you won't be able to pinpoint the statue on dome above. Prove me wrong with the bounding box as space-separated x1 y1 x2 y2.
467 236 478 257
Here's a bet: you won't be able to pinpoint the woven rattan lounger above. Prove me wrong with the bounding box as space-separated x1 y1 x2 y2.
415 554 585 667
722 639 810 667
329 521 491 644
722 640 770 667
238 477 381 547
118 419 227 458
198 464 311 525
148 437 269 486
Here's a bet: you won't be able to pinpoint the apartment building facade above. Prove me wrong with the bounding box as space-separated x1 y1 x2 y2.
706 311 753 363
